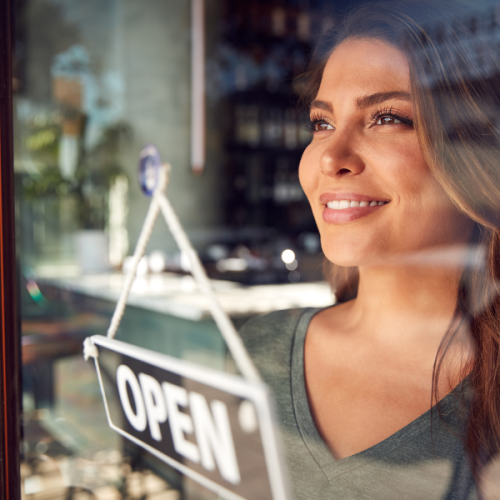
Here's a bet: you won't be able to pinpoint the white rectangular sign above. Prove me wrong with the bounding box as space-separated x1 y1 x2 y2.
89 335 289 500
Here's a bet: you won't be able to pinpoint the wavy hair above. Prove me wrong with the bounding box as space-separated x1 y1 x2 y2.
300 0 500 480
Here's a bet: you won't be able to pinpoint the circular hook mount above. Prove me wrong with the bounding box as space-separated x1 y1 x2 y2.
139 144 162 197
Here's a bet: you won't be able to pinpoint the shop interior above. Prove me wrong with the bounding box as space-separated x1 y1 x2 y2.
15 0 338 498
16 0 496 497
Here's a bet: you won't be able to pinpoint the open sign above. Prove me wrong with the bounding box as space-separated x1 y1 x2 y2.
89 335 289 500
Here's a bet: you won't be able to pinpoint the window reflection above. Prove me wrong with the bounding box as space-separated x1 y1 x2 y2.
17 0 500 498
14 1 331 497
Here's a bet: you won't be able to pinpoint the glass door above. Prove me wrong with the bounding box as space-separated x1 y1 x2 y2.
10 0 333 498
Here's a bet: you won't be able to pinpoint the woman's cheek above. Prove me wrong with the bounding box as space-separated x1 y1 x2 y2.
298 144 318 201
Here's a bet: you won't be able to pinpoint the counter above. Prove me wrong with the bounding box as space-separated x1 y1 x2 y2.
48 272 335 321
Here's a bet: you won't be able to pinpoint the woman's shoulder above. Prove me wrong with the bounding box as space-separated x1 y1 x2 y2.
238 307 322 368
239 307 320 342
239 307 308 333
238 308 309 389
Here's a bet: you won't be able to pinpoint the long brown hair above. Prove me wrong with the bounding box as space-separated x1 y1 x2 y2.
300 0 500 479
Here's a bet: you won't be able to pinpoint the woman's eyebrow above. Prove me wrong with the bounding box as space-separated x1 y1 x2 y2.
356 91 411 109
310 92 411 113
310 99 333 113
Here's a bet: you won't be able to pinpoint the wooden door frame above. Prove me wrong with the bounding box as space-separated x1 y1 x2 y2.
0 0 22 497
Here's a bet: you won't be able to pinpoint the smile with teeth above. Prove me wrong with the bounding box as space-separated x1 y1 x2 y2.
326 200 388 209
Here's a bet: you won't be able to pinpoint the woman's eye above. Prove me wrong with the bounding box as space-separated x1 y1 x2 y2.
372 112 413 127
376 115 403 125
312 121 334 132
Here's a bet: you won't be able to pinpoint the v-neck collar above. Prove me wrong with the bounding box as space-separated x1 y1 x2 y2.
290 307 469 482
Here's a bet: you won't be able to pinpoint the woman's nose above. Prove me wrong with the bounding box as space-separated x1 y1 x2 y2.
319 130 365 177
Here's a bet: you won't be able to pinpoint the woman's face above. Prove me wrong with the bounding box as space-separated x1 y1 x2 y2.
299 38 474 267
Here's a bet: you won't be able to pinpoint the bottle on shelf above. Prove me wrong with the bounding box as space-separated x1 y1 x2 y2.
234 104 261 147
272 5 287 38
297 10 311 42
263 107 284 148
246 105 261 148
284 108 298 150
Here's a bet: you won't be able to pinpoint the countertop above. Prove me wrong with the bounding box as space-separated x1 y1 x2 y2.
47 272 335 321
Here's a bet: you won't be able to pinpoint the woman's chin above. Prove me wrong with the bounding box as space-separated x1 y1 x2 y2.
319 230 392 268
322 251 364 268
322 247 390 268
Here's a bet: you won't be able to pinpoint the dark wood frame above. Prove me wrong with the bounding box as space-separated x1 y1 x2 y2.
0 0 21 497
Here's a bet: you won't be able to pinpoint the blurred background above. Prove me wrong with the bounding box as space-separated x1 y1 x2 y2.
14 0 333 284
13 0 497 498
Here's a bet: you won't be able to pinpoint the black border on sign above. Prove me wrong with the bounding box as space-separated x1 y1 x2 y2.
90 335 290 500
0 0 21 497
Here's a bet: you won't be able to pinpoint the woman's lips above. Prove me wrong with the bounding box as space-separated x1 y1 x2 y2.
321 197 389 224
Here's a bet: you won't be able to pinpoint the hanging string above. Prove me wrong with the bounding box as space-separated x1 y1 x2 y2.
106 167 168 340
102 164 261 383
157 190 261 383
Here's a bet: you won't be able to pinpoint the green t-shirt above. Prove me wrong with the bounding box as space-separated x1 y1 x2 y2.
239 307 476 500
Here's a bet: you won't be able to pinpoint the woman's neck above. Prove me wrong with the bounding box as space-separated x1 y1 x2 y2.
345 260 464 347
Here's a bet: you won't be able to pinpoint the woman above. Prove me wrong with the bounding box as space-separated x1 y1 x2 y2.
241 2 500 498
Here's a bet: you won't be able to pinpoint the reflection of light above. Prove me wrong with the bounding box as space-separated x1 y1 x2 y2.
149 251 167 273
216 258 248 272
145 159 157 190
288 271 300 283
109 176 129 267
181 275 197 292
206 244 228 261
180 252 191 272
26 280 46 304
131 277 147 293
281 249 295 264
191 0 205 172
238 400 258 433
123 256 148 276
286 259 298 271
150 275 164 293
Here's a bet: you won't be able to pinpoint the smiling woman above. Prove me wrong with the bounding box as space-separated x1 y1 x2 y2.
240 1 500 499
300 37 474 264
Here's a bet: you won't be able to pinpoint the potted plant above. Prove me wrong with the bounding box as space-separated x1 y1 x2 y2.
23 115 131 273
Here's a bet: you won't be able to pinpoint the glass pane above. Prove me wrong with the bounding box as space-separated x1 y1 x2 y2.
14 0 330 498
18 0 500 499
